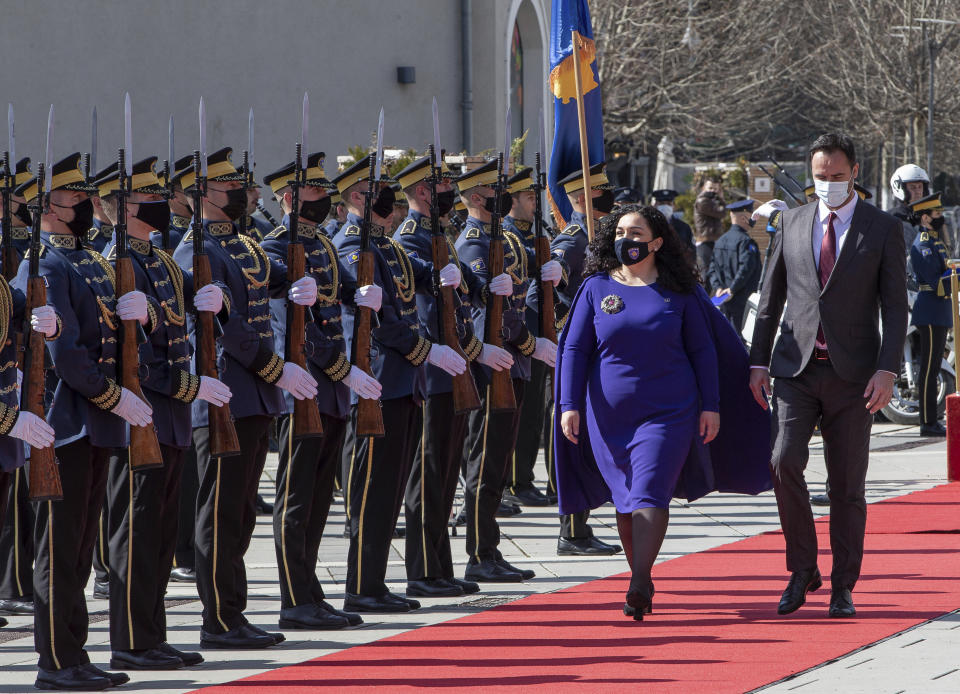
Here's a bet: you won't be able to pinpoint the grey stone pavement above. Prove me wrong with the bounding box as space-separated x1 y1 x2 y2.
0 421 955 693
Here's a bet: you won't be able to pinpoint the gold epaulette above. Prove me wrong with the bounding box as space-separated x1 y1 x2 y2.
465 227 480 239
266 225 287 240
344 224 360 237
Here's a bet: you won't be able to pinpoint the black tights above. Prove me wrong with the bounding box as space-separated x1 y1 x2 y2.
616 508 669 597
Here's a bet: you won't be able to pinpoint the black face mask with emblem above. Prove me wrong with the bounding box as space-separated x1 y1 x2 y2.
212 188 247 221
371 186 396 218
14 202 32 227
299 196 332 225
133 200 171 232
437 190 456 216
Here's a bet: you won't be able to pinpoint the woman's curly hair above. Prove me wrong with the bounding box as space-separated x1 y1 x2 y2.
582 204 700 294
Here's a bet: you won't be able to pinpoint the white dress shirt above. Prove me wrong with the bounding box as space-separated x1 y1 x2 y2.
812 191 858 269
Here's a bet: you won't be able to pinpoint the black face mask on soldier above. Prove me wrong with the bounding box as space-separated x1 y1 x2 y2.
437 189 456 216
299 196 332 224
593 189 615 214
371 186 396 218
53 198 94 237
14 202 32 227
133 200 171 232
931 216 946 231
483 191 512 215
211 187 247 221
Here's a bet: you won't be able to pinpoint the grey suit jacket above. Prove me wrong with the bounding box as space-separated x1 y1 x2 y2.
749 199 908 384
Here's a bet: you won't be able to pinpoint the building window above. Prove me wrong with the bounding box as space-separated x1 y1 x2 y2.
510 20 523 154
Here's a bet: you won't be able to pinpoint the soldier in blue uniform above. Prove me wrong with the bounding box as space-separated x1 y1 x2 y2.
332 157 467 612
87 196 114 254
172 147 320 649
241 178 274 242
14 153 155 690
454 159 565 582
0 155 38 620
323 192 346 237
394 155 513 597
651 188 695 253
544 163 622 556
261 153 382 628
96 157 232 670
707 198 762 333
503 167 564 508
908 192 952 437
153 153 194 254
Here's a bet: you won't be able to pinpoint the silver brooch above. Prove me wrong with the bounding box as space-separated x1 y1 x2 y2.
601 294 625 314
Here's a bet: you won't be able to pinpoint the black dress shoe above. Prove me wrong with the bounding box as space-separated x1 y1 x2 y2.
0 597 34 615
829 588 857 617
169 566 196 582
464 559 523 583
920 422 947 437
255 494 273 515
279 604 349 630
557 536 622 556
200 626 276 649
392 525 406 538
502 486 552 507
92 579 109 599
777 568 823 615
810 493 831 506
448 577 481 595
343 592 411 613
317 600 363 626
452 509 466 527
495 501 522 517
0 615 6 628
158 642 204 666
110 647 184 670
546 491 559 505
242 623 285 644
390 592 420 609
82 664 130 686
35 665 112 691
495 558 535 580
407 578 464 597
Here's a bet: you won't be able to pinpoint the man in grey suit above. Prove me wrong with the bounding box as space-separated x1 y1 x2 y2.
749 133 908 618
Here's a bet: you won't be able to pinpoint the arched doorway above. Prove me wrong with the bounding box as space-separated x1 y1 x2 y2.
505 0 548 167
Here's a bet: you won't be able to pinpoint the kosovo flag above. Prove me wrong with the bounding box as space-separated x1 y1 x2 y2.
548 0 605 225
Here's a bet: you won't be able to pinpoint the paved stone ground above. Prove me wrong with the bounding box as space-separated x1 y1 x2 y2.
0 422 954 693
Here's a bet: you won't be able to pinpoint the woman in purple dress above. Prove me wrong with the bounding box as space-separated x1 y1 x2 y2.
559 205 720 619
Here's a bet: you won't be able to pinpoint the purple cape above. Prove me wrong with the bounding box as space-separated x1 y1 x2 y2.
553 282 772 515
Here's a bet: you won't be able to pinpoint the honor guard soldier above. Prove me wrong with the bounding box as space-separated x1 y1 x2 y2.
547 163 621 556
323 192 346 237
454 159 559 582
261 154 382 628
332 158 466 613
707 199 762 333
172 147 320 649
394 155 511 598
242 179 273 242
14 153 155 690
651 189 695 252
96 158 232 670
88 196 114 254
154 154 194 252
0 156 38 620
908 192 951 437
503 167 564 508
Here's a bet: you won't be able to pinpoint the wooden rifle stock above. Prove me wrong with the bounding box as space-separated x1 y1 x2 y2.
535 235 557 343
286 240 324 438
484 235 516 412
353 249 384 436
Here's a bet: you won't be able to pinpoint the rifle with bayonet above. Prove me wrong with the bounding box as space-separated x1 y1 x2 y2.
114 135 163 468
160 158 174 253
533 150 557 344
1 151 14 281
22 154 61 501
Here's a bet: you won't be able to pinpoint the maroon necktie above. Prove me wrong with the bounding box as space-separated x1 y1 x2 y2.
815 212 837 351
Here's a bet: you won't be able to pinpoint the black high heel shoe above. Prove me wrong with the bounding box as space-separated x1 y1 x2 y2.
623 581 654 621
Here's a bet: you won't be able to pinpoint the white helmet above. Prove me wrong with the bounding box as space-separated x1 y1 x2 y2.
890 164 930 202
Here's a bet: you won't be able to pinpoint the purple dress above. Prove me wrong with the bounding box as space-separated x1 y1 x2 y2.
558 273 719 511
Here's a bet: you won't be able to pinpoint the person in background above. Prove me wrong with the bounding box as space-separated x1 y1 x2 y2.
693 177 725 292
651 189 694 253
707 199 761 334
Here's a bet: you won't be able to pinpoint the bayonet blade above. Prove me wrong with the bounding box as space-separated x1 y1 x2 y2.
44 105 53 194
503 106 512 176
300 93 309 150
374 107 384 182
538 106 545 163
432 97 441 164
7 104 14 166
167 115 174 173
198 97 207 177
90 105 98 175
248 107 255 168
123 93 133 177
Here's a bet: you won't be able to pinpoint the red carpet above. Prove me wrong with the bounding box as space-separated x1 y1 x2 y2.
199 484 960 693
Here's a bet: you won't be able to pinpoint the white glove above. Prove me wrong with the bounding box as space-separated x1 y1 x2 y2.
540 260 563 287
489 273 513 297
31 305 58 337
111 387 153 427
16 369 22 394
288 276 318 306
276 361 319 400
532 337 557 367
197 376 232 406
9 411 55 449
426 343 467 376
194 284 224 313
477 343 514 371
343 365 382 400
355 284 382 312
116 291 149 325
752 199 788 221
439 262 461 288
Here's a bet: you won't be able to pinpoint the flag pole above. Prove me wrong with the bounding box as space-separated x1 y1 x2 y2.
571 29 595 242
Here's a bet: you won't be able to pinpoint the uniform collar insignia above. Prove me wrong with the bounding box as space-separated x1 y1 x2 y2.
47 233 78 249
418 216 432 230
370 223 385 237
10 227 29 239
297 223 317 239
208 222 235 236
90 224 113 238
171 214 191 228
514 219 531 232
129 237 152 255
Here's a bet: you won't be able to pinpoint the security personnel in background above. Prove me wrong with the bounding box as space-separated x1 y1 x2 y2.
545 163 621 556
14 153 154 690
0 156 38 620
651 188 694 252
261 154 382 628
455 159 561 582
97 157 231 670
394 155 510 598
172 147 319 649
503 167 563 508
613 186 642 207
708 199 762 333
333 158 466 613
889 164 930 224
323 192 346 237
908 192 951 438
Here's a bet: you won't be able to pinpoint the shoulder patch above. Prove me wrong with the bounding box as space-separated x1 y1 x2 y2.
347 250 360 265
344 224 360 237
182 230 193 243
266 225 287 240
921 247 932 256
399 219 416 236
465 227 481 239
469 258 486 273
561 224 582 236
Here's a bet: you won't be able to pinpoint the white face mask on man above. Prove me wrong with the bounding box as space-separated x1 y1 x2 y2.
814 178 853 208
656 204 673 218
